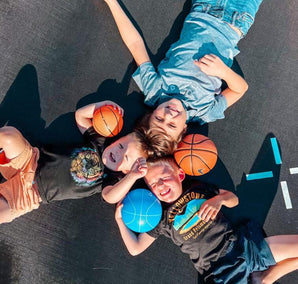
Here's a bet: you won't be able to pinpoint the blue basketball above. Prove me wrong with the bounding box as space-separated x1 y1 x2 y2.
122 188 162 233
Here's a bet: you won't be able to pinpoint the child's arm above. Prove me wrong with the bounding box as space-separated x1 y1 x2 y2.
194 54 248 107
115 203 156 256
102 157 147 204
198 189 239 222
75 100 123 134
104 0 150 66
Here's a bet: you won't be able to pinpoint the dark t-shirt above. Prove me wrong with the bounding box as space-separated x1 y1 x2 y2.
35 127 123 203
147 182 236 275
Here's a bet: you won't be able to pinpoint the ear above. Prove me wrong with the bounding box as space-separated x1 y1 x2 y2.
178 168 185 182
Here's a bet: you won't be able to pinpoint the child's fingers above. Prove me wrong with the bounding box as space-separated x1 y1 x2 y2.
207 54 218 59
117 106 124 116
201 207 212 220
201 54 214 62
112 104 124 116
138 163 148 174
116 202 123 209
198 204 208 218
198 58 210 65
211 210 219 220
138 157 147 165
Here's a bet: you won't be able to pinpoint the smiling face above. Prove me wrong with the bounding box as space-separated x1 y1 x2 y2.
102 133 145 174
149 98 187 141
145 163 185 203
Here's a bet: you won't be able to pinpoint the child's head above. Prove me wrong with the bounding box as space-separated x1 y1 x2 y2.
145 157 185 203
102 132 147 174
133 126 177 157
149 98 187 142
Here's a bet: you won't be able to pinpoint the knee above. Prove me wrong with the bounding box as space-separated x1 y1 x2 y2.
0 127 22 146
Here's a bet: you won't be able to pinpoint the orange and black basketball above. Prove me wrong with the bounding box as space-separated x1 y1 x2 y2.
174 134 218 176
92 105 123 137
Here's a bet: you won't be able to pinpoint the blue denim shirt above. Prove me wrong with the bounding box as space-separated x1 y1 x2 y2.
133 12 240 124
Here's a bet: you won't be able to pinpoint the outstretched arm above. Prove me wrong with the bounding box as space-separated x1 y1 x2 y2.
198 189 239 222
104 0 150 66
102 157 147 204
75 100 123 134
115 203 156 255
195 54 248 107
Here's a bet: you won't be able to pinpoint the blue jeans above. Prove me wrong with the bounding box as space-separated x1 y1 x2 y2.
192 0 263 37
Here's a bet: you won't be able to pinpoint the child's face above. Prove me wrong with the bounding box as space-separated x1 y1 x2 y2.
102 134 144 174
145 163 185 203
149 98 187 141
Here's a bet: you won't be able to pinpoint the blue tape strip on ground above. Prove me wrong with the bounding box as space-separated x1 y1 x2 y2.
270 137 282 164
246 171 273 181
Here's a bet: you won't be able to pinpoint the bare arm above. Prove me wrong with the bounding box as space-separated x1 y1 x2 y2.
104 0 150 66
75 100 123 134
198 189 239 222
115 203 156 255
194 54 248 107
102 157 147 204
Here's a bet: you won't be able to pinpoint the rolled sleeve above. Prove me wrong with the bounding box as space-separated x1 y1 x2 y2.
132 62 163 107
201 94 228 123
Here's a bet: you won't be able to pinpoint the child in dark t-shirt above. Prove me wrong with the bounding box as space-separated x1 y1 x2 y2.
0 100 151 223
114 157 298 283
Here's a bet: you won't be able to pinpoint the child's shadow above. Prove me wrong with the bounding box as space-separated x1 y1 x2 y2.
0 64 46 146
43 62 149 146
186 133 280 227
230 133 280 226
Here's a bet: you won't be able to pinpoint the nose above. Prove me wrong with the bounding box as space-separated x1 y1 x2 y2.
157 179 164 187
165 107 172 116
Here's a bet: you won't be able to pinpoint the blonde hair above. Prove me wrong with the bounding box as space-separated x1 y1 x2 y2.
146 156 180 171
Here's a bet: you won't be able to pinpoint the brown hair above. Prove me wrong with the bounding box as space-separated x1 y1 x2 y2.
133 126 177 158
134 112 186 156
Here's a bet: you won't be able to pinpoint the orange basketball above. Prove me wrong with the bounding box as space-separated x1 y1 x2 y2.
92 105 123 137
174 134 218 176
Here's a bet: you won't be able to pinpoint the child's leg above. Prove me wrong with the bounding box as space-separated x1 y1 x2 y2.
0 195 12 224
252 235 298 283
223 0 264 37
0 126 27 160
0 127 41 224
191 0 264 38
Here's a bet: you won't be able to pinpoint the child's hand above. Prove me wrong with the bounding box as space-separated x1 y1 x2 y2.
197 196 222 222
96 100 124 117
194 54 228 78
129 157 148 179
115 202 123 221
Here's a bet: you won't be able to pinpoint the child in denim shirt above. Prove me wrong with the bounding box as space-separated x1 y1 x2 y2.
103 0 263 144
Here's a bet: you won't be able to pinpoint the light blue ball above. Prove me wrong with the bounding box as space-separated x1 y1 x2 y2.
122 188 162 233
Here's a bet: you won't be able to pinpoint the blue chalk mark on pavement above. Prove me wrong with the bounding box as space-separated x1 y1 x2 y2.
270 137 282 165
246 171 273 181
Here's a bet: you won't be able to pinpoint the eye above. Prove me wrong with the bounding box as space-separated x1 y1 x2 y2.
168 123 176 129
155 116 163 122
162 176 171 182
150 183 156 189
119 143 124 149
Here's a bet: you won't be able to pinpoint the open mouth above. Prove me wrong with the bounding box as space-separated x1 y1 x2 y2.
109 152 116 163
160 188 171 197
